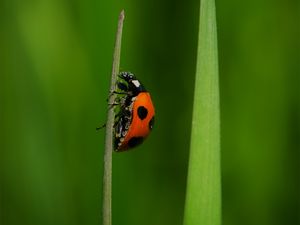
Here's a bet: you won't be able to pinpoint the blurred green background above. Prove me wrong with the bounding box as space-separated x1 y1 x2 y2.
0 0 299 225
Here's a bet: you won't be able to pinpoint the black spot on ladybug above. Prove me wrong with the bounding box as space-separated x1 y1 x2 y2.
128 137 144 148
137 106 148 120
149 116 155 130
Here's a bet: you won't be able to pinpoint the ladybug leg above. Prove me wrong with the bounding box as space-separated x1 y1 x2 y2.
95 112 122 131
107 90 127 99
107 92 127 107
106 92 114 102
107 99 119 109
106 81 128 100
106 90 127 103
114 94 127 104
108 102 119 106
113 91 128 95
96 123 106 131
96 108 124 131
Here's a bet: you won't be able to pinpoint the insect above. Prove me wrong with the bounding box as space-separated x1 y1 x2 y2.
113 71 155 151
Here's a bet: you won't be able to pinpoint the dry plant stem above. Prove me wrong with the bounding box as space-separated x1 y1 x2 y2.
102 10 125 225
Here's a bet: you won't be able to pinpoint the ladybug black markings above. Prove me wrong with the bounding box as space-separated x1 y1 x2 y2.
113 71 155 151
128 137 144 148
149 116 155 130
137 106 148 120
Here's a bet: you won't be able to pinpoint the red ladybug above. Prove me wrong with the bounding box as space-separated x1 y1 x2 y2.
114 72 155 151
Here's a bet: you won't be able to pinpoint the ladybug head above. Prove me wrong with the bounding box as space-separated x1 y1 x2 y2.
119 71 135 81
118 71 146 95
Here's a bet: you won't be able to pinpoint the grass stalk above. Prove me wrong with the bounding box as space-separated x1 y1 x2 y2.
183 0 221 224
102 10 125 225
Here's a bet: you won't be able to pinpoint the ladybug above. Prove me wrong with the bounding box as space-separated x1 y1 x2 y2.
113 71 155 151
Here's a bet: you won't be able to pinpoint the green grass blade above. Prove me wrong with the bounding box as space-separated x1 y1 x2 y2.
183 0 221 224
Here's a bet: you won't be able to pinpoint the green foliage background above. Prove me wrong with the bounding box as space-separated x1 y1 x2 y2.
0 0 299 225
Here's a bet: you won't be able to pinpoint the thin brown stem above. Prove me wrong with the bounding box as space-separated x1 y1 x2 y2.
102 10 125 225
